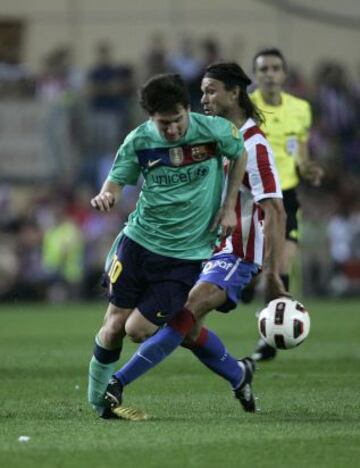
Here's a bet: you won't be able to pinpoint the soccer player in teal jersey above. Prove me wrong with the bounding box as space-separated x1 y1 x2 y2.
88 73 247 418
103 63 286 417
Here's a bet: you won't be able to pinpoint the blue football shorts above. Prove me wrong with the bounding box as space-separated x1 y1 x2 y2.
197 252 260 312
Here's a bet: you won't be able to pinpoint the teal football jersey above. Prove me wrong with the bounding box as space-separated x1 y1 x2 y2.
107 112 244 260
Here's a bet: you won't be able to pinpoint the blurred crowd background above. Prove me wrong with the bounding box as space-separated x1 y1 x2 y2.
1 2 360 302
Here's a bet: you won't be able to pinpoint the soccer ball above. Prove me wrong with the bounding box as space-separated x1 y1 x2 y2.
258 298 310 349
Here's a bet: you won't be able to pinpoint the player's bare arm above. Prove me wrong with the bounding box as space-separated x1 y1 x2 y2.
297 141 324 187
91 180 123 212
213 149 248 238
259 197 288 302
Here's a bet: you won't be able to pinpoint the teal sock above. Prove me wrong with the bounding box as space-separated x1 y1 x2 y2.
88 356 117 413
87 337 121 413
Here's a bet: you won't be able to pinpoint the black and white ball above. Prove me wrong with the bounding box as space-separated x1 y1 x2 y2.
258 298 310 349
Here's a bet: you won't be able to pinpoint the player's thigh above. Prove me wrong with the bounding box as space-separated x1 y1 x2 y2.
185 281 226 319
136 280 194 328
105 235 145 310
198 253 259 313
136 256 203 328
125 308 159 343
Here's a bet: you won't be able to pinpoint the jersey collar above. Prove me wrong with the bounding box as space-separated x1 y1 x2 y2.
257 89 286 108
239 118 256 132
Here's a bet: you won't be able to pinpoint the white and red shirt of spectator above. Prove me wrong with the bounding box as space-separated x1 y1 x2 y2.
218 118 282 267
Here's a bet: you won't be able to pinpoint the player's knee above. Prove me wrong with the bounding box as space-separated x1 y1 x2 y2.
101 312 127 344
127 330 148 343
125 322 153 343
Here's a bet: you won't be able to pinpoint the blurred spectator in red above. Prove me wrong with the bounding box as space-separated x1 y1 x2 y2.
66 185 94 229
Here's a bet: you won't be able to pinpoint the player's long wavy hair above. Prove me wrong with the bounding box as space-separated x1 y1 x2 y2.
205 62 265 126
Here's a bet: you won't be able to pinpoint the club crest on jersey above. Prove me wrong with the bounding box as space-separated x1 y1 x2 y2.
191 145 208 162
169 147 184 166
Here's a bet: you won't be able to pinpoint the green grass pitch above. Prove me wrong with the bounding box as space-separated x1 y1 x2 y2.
1 299 359 468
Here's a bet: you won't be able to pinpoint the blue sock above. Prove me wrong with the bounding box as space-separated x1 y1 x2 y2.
114 308 195 386
188 328 243 390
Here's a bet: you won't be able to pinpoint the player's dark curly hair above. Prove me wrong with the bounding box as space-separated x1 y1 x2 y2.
204 61 264 125
252 48 287 72
139 73 190 115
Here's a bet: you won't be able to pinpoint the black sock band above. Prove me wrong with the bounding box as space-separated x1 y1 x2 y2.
93 342 122 364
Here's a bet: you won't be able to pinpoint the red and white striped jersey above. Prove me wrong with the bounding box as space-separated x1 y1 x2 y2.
218 118 282 266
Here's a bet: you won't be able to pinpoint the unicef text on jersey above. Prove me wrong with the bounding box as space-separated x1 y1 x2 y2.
151 166 210 185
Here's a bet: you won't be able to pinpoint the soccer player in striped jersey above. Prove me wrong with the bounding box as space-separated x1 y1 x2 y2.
104 62 286 415
250 48 323 361
88 73 247 418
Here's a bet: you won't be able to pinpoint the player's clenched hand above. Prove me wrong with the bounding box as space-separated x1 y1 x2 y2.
90 191 115 212
298 161 324 187
264 272 291 303
211 207 237 239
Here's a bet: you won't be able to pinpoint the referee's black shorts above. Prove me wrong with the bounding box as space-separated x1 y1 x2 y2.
282 188 300 243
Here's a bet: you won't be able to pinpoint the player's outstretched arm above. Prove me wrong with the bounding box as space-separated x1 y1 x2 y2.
217 149 248 238
90 180 123 212
259 197 289 302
